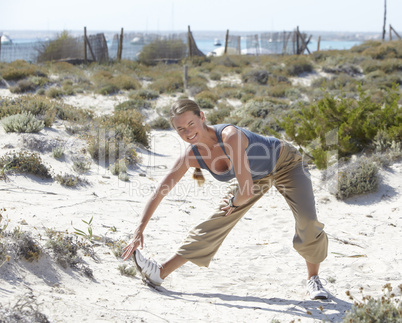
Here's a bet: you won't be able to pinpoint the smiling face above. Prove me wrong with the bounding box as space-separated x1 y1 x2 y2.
172 111 206 144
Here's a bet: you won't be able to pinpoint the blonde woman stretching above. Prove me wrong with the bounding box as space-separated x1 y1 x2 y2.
122 99 329 299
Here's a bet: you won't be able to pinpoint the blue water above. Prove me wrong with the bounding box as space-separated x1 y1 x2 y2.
0 30 364 63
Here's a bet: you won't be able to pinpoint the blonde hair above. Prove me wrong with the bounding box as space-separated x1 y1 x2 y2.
170 99 205 186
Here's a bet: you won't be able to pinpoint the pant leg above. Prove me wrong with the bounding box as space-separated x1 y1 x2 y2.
176 176 274 267
273 143 328 264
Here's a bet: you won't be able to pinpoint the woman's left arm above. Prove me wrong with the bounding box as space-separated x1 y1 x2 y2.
221 127 254 214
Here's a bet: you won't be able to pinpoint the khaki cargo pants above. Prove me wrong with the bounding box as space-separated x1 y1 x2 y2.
176 141 328 267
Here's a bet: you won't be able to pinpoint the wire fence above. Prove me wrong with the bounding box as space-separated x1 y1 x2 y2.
0 29 312 64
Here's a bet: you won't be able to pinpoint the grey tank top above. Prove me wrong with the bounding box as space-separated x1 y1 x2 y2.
191 124 281 182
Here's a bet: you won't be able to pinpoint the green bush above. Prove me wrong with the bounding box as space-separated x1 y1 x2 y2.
284 56 314 76
9 79 36 94
46 87 63 98
194 90 219 104
280 85 401 168
195 97 215 109
148 72 184 94
0 151 52 178
138 39 187 66
206 103 232 125
1 112 44 133
37 30 82 63
150 116 171 129
114 99 151 112
0 60 44 81
242 69 269 85
128 89 159 100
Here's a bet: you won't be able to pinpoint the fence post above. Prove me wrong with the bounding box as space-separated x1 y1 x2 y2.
317 36 321 52
296 26 300 54
117 28 124 61
390 25 401 39
183 65 188 90
224 29 229 55
187 26 193 57
84 27 88 63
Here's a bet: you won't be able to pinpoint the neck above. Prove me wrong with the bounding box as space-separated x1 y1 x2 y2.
196 125 218 150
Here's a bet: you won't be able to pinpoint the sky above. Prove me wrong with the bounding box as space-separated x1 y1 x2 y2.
1 0 401 34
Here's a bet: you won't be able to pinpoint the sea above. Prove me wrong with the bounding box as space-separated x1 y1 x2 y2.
0 30 380 63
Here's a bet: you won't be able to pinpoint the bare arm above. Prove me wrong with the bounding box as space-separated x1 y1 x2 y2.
122 151 190 260
221 127 254 215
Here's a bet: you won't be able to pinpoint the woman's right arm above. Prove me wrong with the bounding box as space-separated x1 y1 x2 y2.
122 150 191 260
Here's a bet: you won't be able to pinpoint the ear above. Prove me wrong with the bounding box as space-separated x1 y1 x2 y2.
200 111 206 122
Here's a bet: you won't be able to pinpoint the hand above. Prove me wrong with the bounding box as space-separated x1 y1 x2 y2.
122 228 144 261
221 194 237 217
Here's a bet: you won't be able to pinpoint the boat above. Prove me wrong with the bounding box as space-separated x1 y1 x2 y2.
1 34 12 45
213 38 221 46
130 36 144 45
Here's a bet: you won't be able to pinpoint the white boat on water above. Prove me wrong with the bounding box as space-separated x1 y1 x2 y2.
214 38 221 46
130 36 144 45
1 34 12 45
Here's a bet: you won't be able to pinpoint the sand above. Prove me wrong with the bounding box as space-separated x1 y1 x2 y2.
0 89 401 322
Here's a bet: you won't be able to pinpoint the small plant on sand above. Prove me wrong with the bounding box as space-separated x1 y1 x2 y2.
1 112 44 133
52 146 64 159
109 158 128 175
342 284 402 322
73 216 94 243
128 89 159 101
150 116 171 129
0 292 50 322
335 158 379 200
0 151 52 179
55 173 88 187
45 228 95 277
72 159 92 174
118 264 137 277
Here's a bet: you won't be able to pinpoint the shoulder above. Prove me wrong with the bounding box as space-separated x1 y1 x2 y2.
221 125 248 149
183 144 199 168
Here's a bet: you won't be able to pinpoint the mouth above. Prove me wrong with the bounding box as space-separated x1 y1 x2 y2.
187 133 197 140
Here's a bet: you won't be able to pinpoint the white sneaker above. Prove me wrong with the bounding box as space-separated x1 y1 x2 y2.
306 275 328 300
133 250 164 286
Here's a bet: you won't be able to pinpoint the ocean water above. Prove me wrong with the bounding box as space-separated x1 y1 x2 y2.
0 30 367 63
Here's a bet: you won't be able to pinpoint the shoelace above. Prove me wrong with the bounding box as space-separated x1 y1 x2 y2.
308 276 326 291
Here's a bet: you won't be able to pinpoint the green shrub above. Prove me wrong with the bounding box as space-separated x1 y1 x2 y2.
150 116 171 129
1 112 44 133
9 79 36 94
46 87 63 98
195 97 215 109
242 69 269 85
113 75 141 91
128 89 159 100
114 99 151 111
195 90 219 103
138 39 187 66
206 104 232 125
0 151 52 178
148 72 184 94
284 56 314 76
280 85 401 168
37 30 82 63
210 72 222 81
0 60 43 81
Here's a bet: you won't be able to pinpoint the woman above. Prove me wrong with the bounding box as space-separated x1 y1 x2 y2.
122 99 329 299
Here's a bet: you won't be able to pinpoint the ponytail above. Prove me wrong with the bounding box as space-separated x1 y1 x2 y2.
193 167 205 186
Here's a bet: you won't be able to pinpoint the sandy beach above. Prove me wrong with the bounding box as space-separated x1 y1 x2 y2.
0 88 401 323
